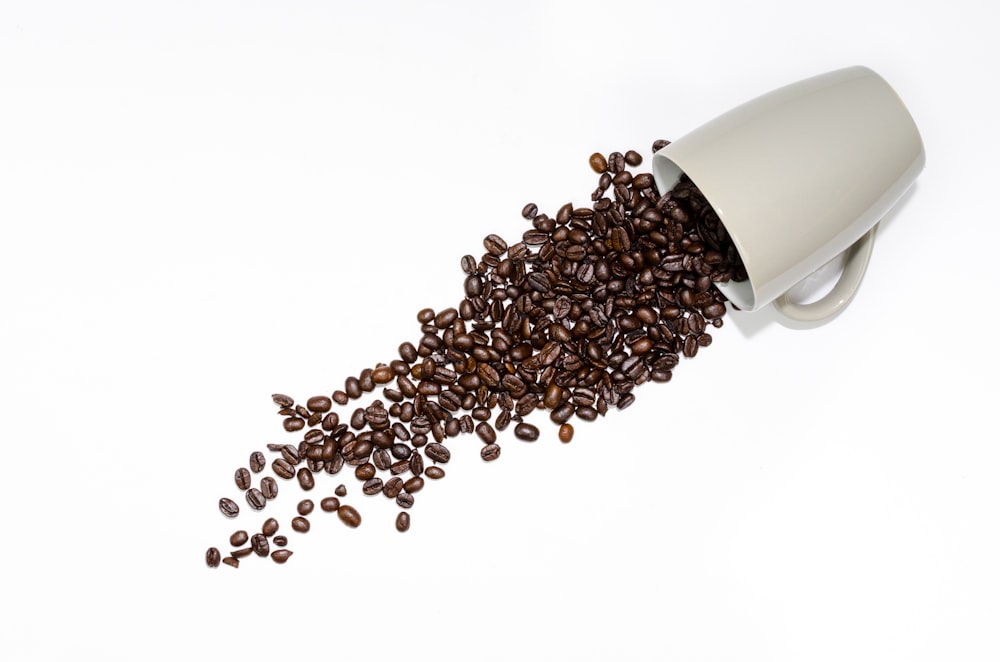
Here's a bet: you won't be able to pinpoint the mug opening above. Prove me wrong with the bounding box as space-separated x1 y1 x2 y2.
651 151 757 311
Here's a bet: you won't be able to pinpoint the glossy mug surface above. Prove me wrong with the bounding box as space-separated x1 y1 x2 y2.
651 66 925 322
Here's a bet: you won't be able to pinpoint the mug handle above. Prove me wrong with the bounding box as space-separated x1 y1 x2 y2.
772 224 878 322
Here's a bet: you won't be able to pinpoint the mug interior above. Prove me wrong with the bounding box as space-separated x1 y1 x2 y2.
651 153 757 311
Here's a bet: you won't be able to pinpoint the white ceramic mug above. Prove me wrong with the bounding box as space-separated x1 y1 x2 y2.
651 66 925 322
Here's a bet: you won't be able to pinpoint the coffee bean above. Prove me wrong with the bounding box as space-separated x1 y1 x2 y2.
484 234 508 256
388 512 408 535
558 423 574 443
321 496 340 512
230 530 248 547
514 422 540 441
362 478 383 495
624 150 642 166
246 488 267 511
272 459 295 480
251 533 269 557
232 547 253 559
262 518 279 536
396 493 414 509
222 556 239 568
382 476 404 498
335 484 347 497
297 499 314 516
273 535 288 547
249 451 266 473
297 468 315 491
481 444 501 461
475 421 496 444
219 498 239 518
338 505 362 527
425 443 451 463
589 152 608 173
291 517 310 533
522 202 538 220
234 467 252 491
307 395 332 413
283 417 305 432
271 549 293 564
260 477 278 500
206 547 221 568
425 466 445 480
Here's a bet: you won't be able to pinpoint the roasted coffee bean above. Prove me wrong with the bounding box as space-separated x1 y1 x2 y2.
522 202 538 220
355 463 376 481
291 517 310 533
283 417 305 432
395 512 411 532
280 444 300 464
403 476 424 493
475 422 496 444
321 496 340 512
251 533 269 557
363 478 383 495
272 458 295 480
273 535 288 547
481 443 501 462
589 152 608 173
624 150 642 166
425 466 445 480
297 468 315 491
396 493 414 509
234 468 252 491
514 422 540 441
249 451 266 473
206 547 221 568
297 499 314 516
260 477 278 500
409 452 424 476
559 423 574 443
272 394 294 408
271 549 293 564
230 530 249 547
262 518 279 536
483 234 508 256
335 484 347 497
338 505 362 527
232 547 253 559
222 556 239 568
425 443 451 463
550 403 574 424
219 498 239 518
307 395 332 413
382 476 404 498
246 488 267 511
652 138 670 152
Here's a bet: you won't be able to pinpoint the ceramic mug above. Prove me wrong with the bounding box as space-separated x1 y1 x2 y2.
651 66 925 322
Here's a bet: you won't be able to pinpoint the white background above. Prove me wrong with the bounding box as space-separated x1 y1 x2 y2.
2 1 998 660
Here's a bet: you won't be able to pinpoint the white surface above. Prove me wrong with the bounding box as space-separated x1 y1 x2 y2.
1 1 997 661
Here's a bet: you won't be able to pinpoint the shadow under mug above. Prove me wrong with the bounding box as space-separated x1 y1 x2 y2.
651 66 925 323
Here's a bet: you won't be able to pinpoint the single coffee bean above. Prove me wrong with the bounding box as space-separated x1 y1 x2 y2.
206 547 221 568
219 498 239 518
475 421 496 444
396 512 411 532
338 505 362 528
481 443 501 462
297 499 314 516
283 417 305 432
297 468 315 491
234 467 252 491
396 493 414 509
522 202 538 220
403 476 424 493
222 556 239 568
354 463 376 480
229 530 249 547
483 234 508 256
291 517 310 533
271 549 293 564
514 422 540 441
249 451 266 473
273 535 288 547
231 547 253 559
272 393 294 408
589 152 608 173
245 488 267 511
335 484 347 497
558 423 574 443
425 443 451 463
307 395 332 413
251 533 269 557
260 477 278 500
382 476 404 498
409 452 424 476
320 496 340 512
624 150 642 166
262 518 279 536
272 458 295 480
425 466 445 480
363 478 383 495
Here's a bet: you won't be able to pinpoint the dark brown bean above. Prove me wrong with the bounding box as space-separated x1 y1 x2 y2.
481 443 501 461
249 451 266 473
271 549 293 564
260 477 278 500
234 467 252 491
425 466 445 480
222 556 239 568
245 488 266 511
514 422 540 441
320 496 340 512
206 547 221 568
219 498 239 518
229 530 249 547
273 535 288 547
251 533 269 557
338 505 362 527
335 484 347 497
297 499 314 516
291 517 310 533
262 518 279 536
297 468 315 491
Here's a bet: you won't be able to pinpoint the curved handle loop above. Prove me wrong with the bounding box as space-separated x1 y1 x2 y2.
772 224 878 323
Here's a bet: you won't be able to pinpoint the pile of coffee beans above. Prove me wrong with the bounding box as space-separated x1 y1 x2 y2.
206 141 747 568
